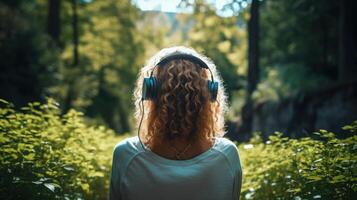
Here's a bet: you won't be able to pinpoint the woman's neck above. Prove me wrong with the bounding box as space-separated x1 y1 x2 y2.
147 136 215 160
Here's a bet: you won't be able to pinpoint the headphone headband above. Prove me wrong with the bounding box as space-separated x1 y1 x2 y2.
156 53 209 69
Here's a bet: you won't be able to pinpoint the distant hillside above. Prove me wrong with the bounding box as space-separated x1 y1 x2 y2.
137 10 194 38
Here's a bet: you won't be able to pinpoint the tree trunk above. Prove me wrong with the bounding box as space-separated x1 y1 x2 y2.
47 0 61 45
338 0 357 82
239 0 260 139
71 0 79 66
63 0 79 113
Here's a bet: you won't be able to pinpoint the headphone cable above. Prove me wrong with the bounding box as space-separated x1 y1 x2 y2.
138 99 147 151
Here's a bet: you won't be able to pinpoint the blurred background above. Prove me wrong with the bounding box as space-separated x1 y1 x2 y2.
0 0 356 140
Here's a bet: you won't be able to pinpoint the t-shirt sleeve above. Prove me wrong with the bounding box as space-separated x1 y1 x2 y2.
109 145 122 200
225 142 242 200
232 146 242 200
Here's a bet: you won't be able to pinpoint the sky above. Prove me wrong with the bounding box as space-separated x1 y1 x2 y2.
132 0 248 17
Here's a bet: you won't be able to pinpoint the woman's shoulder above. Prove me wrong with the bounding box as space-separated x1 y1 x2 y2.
214 136 239 151
112 136 143 160
114 135 141 150
213 137 241 167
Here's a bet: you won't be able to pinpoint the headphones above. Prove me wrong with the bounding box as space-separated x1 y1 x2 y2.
138 53 219 151
142 53 219 101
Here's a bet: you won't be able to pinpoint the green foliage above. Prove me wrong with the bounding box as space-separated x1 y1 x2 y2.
0 100 356 199
0 0 144 133
50 0 144 133
188 1 248 99
0 1 60 106
0 99 126 200
259 0 339 95
342 121 357 134
239 123 357 199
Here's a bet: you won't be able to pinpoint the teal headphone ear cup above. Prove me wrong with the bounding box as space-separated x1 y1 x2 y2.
143 77 159 100
207 80 218 101
142 78 149 100
151 77 158 98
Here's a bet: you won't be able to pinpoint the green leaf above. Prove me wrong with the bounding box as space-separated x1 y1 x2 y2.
44 183 61 192
24 153 35 160
306 175 322 181
330 175 346 183
63 166 75 171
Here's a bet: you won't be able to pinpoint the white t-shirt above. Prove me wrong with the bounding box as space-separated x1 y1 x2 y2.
109 136 242 200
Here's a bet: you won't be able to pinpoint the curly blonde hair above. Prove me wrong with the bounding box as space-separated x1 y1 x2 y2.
133 46 228 149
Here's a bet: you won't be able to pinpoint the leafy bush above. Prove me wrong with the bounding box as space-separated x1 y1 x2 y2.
239 121 357 200
1 99 356 199
0 99 126 200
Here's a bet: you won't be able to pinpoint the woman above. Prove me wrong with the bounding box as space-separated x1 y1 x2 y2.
109 46 242 200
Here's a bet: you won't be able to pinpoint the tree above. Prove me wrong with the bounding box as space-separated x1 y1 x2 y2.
258 0 343 93
0 0 58 107
239 0 260 137
49 0 145 133
338 0 357 82
47 0 61 45
62 0 79 113
188 1 247 101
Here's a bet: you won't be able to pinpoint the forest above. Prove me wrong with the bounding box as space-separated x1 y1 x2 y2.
0 0 356 199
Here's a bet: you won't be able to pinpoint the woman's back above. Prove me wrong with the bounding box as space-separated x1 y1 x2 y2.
109 136 242 200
